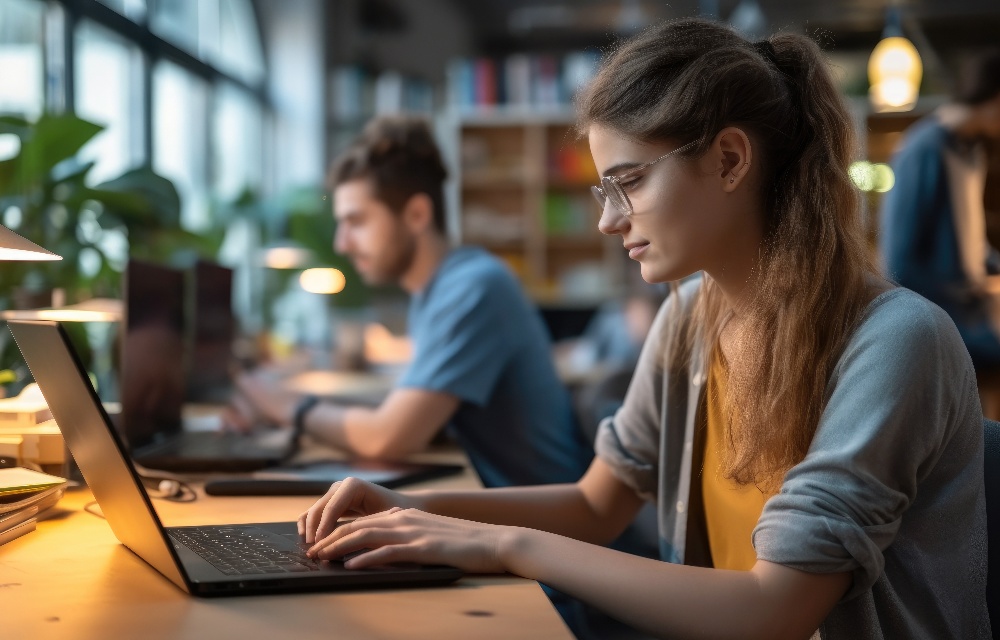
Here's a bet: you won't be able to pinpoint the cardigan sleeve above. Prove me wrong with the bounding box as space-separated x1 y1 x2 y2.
752 290 982 600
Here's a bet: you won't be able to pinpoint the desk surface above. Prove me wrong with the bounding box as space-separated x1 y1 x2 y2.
1 460 572 639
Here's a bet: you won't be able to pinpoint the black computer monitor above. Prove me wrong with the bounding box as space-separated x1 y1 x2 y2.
120 259 186 450
186 260 236 403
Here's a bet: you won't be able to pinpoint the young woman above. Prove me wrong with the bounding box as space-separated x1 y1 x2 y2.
297 19 990 639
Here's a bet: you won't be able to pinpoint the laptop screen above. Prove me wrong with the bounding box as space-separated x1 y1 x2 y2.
186 260 236 403
120 259 186 450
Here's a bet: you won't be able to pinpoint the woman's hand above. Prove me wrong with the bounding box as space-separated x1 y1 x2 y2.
297 477 422 543
306 507 513 574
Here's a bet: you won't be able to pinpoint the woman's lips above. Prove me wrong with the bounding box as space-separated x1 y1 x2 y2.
627 243 649 259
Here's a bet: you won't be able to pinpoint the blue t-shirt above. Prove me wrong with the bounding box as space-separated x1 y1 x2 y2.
398 247 592 488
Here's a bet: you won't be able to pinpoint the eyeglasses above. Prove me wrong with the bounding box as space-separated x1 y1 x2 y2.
591 141 696 217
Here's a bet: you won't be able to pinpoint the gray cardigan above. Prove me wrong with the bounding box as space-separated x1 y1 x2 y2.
595 278 991 639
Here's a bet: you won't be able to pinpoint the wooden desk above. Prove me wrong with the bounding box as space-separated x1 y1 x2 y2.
0 465 572 639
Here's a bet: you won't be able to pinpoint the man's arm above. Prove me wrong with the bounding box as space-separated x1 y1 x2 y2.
301 388 459 459
229 375 459 460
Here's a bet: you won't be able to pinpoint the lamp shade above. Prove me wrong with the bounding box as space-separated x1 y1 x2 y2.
0 225 61 261
0 298 122 322
869 36 922 112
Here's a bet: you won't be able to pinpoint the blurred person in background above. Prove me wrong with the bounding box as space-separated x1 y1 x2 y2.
880 49 1000 372
226 116 591 491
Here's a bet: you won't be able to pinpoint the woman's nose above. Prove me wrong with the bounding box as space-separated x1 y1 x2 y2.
597 201 628 236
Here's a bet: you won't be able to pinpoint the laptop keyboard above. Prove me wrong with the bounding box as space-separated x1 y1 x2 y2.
170 526 321 576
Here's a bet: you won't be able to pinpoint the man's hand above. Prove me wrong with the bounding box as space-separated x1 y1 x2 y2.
221 373 301 432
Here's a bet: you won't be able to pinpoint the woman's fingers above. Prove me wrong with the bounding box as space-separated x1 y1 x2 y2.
305 508 507 574
300 481 343 542
299 478 398 543
304 481 346 543
313 478 380 541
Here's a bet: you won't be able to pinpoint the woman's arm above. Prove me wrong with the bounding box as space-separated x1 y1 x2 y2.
300 458 644 546
310 508 849 640
502 527 850 640
415 458 644 543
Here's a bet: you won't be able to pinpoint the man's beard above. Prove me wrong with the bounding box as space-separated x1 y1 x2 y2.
366 226 417 286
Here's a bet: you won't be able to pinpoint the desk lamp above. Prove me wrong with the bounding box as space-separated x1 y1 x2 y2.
0 225 61 262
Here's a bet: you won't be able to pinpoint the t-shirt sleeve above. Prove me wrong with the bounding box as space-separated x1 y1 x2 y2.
397 271 517 406
594 295 675 499
752 294 981 600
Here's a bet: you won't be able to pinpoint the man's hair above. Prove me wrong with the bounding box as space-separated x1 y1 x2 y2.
328 116 449 233
955 48 1000 105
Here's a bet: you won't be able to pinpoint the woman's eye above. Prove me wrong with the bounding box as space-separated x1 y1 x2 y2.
620 175 642 191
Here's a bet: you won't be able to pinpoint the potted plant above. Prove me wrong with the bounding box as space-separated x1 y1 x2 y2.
0 112 193 394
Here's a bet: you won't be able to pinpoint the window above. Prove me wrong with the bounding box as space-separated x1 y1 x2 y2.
213 82 263 203
3 0 269 227
0 0 46 120
74 19 146 185
149 0 199 57
153 61 210 230
151 0 265 86
216 0 265 85
95 0 146 23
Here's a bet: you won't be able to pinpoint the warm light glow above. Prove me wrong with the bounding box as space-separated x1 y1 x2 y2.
868 36 922 112
872 163 896 193
299 268 346 294
848 161 895 193
0 225 62 261
0 298 123 322
364 322 413 366
262 246 313 269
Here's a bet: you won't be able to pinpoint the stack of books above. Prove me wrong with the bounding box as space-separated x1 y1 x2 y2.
0 467 67 546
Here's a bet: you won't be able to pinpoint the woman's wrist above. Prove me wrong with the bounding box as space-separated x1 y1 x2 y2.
495 526 534 577
402 491 429 512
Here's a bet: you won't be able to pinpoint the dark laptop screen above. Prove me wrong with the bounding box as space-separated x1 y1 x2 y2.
186 260 236 403
121 259 186 450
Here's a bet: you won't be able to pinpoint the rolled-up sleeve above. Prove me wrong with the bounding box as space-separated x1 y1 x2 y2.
753 292 978 600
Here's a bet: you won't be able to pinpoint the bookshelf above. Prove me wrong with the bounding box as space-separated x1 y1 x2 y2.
439 108 625 304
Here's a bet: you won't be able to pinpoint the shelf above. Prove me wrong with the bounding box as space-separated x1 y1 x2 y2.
444 106 578 127
462 171 542 189
448 112 626 302
545 235 604 249
547 179 596 191
463 236 527 250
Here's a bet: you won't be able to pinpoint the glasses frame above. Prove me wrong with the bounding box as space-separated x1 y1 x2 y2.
591 141 697 217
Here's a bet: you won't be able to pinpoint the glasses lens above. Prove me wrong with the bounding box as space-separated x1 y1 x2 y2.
602 178 633 217
591 185 607 209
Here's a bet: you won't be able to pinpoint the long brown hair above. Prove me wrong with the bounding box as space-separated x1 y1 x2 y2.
578 19 880 491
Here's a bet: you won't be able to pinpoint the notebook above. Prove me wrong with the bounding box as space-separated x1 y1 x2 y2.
9 319 462 596
121 259 292 472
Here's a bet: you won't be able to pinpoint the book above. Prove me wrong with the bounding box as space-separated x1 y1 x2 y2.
0 504 38 533
0 467 67 498
0 517 36 547
0 468 67 516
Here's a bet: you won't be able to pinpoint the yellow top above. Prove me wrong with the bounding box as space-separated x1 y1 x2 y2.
701 349 766 571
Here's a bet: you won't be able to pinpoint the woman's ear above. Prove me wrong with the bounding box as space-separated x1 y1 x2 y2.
713 127 753 191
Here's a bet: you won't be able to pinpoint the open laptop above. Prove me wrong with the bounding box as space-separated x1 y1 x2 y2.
185 260 237 404
121 259 293 472
9 319 463 596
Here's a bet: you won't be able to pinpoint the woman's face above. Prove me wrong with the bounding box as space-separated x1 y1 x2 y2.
589 124 750 285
